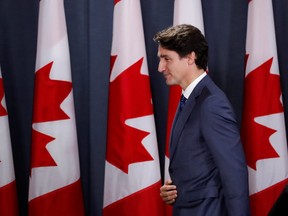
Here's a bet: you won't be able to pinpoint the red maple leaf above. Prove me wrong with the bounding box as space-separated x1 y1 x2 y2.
33 61 72 123
0 78 8 116
106 56 154 173
114 0 121 5
31 61 72 170
241 57 284 170
31 129 57 169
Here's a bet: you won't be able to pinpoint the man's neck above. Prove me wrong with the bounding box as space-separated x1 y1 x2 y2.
182 68 205 90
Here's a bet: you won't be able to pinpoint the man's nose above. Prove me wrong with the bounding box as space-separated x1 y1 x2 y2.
158 61 165 73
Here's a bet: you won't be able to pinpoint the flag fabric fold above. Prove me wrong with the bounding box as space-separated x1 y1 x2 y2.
0 67 19 216
242 0 288 215
28 0 85 215
103 0 164 215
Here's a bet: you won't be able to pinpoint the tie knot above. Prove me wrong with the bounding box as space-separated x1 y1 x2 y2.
180 94 187 111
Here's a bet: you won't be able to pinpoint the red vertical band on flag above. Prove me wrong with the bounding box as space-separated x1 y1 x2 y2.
103 181 164 216
0 181 19 216
29 180 84 216
249 179 288 216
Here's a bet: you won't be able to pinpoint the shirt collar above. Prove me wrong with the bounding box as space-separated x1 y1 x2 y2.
182 72 207 99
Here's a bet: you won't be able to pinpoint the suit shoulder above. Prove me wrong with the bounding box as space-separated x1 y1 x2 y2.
197 82 236 116
197 82 228 105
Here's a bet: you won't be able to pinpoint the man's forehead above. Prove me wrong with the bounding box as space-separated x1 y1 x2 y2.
157 47 176 57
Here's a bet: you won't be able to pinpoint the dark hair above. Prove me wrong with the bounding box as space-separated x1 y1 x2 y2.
153 24 208 70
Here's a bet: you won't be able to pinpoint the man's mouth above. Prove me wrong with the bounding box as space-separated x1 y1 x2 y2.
163 73 170 79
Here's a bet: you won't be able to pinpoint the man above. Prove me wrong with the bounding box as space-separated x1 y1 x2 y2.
154 24 250 216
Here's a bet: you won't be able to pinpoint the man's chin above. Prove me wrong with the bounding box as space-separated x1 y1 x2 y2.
165 80 176 86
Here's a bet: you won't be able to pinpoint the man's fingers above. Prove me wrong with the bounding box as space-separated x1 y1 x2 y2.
165 179 173 185
160 184 176 192
161 191 177 205
160 184 177 205
160 180 177 205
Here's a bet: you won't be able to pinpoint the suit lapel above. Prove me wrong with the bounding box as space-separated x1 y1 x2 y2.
169 75 211 162
169 96 196 161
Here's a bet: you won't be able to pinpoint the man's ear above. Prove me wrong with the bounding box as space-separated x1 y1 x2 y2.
187 51 196 65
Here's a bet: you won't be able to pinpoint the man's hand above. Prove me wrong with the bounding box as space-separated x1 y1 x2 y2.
160 179 177 205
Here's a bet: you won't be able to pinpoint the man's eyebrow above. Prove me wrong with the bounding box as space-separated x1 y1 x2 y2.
158 54 169 58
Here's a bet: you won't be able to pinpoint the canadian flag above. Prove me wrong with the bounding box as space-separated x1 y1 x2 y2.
0 67 18 216
242 0 288 215
163 1 205 215
103 0 164 215
28 0 85 215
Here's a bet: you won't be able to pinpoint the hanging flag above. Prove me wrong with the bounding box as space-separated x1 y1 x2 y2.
163 1 205 215
0 67 19 216
242 0 288 215
103 0 164 215
28 0 85 215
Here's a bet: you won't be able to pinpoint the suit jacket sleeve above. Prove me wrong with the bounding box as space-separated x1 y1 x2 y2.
200 93 250 215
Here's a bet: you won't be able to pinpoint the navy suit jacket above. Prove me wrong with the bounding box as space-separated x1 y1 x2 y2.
169 75 250 216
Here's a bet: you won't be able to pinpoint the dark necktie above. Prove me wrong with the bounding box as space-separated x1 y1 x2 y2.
179 94 187 111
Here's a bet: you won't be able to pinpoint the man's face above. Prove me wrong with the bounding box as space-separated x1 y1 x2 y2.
157 46 190 87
